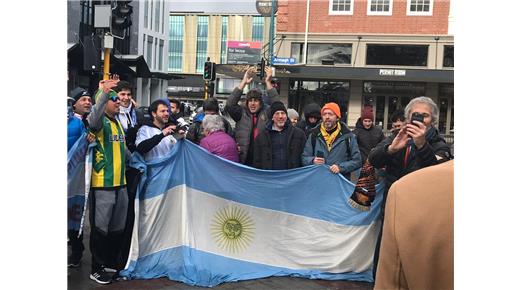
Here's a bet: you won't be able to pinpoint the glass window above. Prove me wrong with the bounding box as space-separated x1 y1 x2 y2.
375 96 385 127
150 0 154 29
144 0 149 28
221 16 228 64
291 43 352 65
329 0 353 15
407 0 433 16
368 0 392 15
217 78 244 94
161 0 165 33
159 39 164 71
147 36 154 68
155 0 160 32
169 16 184 72
252 16 264 43
196 16 209 73
366 44 428 66
443 45 454 68
290 43 304 63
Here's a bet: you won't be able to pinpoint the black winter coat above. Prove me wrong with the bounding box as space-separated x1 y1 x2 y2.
352 118 385 163
253 121 306 170
368 127 452 196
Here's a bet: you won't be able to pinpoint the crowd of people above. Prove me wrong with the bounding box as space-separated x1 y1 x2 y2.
67 67 454 287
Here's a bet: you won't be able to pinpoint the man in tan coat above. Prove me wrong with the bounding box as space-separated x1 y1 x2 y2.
375 160 453 290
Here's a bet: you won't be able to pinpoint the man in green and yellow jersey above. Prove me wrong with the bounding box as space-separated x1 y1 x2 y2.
86 76 129 284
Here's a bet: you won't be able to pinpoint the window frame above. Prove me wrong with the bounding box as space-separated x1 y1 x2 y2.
406 0 434 16
329 0 354 15
367 0 393 16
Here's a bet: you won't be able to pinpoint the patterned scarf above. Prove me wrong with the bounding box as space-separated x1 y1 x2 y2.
320 122 341 151
348 159 377 211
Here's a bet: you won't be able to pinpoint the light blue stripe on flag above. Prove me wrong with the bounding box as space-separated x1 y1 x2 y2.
121 246 373 287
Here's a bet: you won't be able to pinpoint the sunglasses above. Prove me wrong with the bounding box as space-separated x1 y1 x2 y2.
109 95 121 102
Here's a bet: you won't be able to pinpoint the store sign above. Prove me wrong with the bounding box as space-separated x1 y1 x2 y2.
256 0 278 17
379 69 406 76
227 41 262 64
364 81 425 94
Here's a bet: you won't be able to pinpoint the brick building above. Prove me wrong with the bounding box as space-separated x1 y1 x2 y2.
218 0 454 135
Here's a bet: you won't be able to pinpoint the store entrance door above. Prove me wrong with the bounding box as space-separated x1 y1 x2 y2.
363 95 412 132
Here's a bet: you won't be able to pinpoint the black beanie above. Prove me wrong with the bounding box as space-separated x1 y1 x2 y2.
270 101 287 119
70 87 90 105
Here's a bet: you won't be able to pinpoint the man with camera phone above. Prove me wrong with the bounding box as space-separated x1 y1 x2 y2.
135 99 186 161
368 96 453 277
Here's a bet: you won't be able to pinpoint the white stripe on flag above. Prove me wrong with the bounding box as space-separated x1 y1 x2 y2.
136 185 379 274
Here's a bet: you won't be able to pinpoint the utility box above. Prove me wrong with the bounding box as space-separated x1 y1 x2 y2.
94 5 111 28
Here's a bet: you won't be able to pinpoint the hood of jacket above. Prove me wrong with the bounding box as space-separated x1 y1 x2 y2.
303 103 321 122
355 117 374 131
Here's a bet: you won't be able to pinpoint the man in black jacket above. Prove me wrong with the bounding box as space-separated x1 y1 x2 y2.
368 96 452 277
225 66 280 166
353 107 385 163
253 102 306 170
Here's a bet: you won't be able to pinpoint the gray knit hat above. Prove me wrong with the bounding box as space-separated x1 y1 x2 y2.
287 108 299 120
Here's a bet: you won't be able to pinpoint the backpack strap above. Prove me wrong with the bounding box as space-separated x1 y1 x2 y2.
311 132 317 154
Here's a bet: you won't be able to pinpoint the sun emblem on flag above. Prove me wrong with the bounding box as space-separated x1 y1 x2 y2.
211 206 254 253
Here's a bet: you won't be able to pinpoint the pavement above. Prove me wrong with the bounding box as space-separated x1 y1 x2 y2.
68 212 374 290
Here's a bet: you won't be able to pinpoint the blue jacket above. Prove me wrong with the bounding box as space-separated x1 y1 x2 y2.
301 122 362 177
67 116 86 152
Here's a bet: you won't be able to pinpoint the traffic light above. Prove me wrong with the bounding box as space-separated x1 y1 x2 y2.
111 1 133 39
256 58 265 78
203 61 215 81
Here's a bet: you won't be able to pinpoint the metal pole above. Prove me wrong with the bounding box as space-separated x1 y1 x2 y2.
204 80 209 100
303 0 310 65
268 0 276 65
103 48 111 80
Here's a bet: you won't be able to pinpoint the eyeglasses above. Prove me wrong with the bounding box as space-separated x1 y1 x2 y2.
109 95 120 102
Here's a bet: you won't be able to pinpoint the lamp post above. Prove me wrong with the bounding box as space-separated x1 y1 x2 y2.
268 0 276 65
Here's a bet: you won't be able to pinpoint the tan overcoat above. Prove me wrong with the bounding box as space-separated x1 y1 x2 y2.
375 160 454 290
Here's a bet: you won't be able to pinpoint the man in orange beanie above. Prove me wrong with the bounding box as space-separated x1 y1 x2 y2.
301 102 362 180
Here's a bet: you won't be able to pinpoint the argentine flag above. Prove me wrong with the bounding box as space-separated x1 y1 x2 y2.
121 140 383 287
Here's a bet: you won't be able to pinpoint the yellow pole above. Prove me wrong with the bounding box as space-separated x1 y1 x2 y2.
103 48 111 80
204 81 208 100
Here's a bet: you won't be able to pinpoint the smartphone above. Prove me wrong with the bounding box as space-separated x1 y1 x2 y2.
410 112 424 126
316 151 324 158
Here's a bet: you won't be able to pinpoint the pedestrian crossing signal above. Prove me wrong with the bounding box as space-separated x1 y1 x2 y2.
203 61 215 81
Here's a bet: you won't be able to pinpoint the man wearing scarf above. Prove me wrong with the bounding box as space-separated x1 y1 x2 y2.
302 102 362 180
368 96 453 277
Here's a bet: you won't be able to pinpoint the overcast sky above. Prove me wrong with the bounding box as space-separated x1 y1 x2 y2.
168 0 261 14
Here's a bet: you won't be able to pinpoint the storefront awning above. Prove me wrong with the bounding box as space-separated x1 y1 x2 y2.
112 54 151 77
216 64 453 83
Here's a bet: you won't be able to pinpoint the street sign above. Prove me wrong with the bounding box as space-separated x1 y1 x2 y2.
256 0 278 17
226 41 262 64
272 57 296 65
